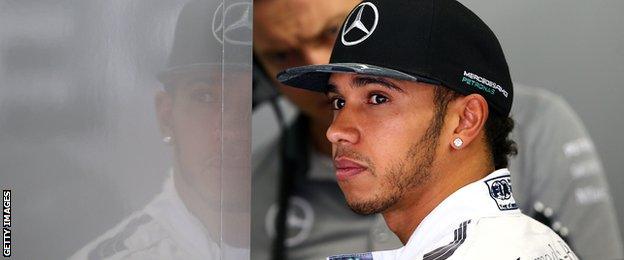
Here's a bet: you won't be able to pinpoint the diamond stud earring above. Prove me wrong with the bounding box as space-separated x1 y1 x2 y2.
452 137 463 149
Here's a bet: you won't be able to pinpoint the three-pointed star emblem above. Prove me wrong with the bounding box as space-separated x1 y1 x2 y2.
212 2 252 46
341 2 379 46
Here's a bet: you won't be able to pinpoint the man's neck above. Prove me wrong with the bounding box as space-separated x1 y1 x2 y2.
382 154 494 244
173 168 221 241
381 176 456 244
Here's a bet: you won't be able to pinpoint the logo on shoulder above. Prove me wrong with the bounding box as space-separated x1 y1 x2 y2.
484 175 518 211
265 196 314 247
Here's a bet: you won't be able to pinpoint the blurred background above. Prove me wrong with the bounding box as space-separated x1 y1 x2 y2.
460 0 624 233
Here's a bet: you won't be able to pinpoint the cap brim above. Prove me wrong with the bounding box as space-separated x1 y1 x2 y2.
157 63 250 83
277 63 440 92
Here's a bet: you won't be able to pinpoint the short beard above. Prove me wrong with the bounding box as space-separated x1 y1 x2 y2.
346 90 451 215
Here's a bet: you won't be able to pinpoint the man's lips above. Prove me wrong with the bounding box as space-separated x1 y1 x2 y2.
333 157 367 181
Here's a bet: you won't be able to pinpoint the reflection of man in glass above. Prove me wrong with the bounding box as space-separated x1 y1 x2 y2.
71 0 251 259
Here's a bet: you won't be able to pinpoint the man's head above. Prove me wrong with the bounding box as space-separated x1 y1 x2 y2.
253 0 361 123
278 0 516 215
155 0 251 212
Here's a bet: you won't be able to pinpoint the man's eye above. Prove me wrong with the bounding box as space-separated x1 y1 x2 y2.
268 51 295 65
369 94 389 104
192 91 214 103
324 26 339 39
330 97 345 110
270 52 288 63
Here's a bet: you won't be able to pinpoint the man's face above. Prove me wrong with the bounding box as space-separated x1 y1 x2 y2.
326 73 447 215
254 0 360 122
166 72 223 203
159 70 250 211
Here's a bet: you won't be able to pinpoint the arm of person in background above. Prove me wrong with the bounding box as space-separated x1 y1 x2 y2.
510 84 624 259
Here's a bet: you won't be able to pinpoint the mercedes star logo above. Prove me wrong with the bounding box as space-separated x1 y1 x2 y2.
212 2 252 46
341 2 379 46
265 196 315 247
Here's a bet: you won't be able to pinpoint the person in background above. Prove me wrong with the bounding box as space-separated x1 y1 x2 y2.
252 0 623 259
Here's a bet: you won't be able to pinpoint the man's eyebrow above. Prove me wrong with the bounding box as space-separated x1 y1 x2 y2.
326 83 338 95
352 76 405 93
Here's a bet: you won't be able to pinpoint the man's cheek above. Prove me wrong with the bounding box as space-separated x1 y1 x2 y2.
369 125 415 154
341 180 378 203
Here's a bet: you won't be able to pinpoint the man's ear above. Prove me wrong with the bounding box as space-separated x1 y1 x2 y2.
449 94 488 149
155 90 174 138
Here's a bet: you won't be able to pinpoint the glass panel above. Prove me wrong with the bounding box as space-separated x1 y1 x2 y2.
0 0 251 259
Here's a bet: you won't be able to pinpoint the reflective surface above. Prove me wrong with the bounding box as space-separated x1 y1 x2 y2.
0 0 251 259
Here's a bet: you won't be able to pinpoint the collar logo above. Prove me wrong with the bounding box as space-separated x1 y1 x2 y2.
341 2 379 46
212 2 252 46
484 175 518 211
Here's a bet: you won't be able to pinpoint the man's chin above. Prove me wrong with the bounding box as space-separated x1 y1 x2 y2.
344 195 398 216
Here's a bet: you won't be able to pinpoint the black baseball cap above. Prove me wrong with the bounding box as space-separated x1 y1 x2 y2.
277 0 513 116
157 0 251 89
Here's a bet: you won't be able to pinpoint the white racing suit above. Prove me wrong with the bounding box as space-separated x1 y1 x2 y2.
69 172 246 260
327 169 579 260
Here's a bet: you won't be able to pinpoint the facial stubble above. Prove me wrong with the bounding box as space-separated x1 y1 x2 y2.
345 108 447 215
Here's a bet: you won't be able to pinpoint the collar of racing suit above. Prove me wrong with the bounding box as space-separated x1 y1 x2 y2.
329 168 520 259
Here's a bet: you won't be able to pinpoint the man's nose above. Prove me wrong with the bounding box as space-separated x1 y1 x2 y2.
326 108 360 146
301 46 332 65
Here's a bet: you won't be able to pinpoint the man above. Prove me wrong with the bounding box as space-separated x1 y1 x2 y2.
71 0 251 259
277 0 579 258
252 1 372 259
252 0 623 259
